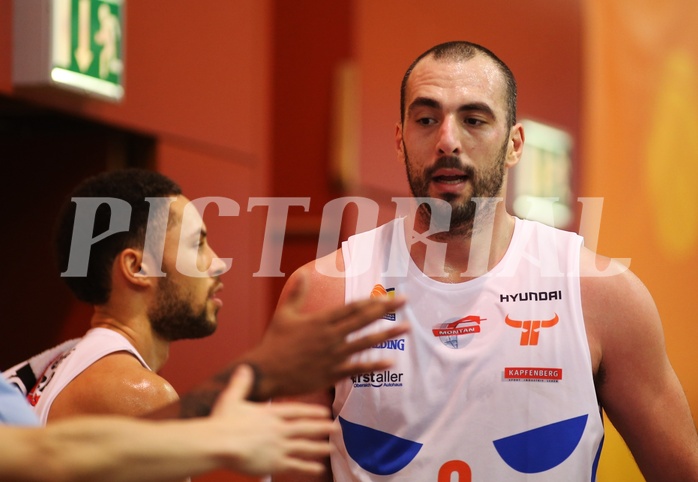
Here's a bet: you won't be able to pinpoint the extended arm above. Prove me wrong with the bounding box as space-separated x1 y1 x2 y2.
0 365 334 482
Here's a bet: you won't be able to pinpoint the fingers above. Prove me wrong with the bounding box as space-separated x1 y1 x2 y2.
276 427 333 475
280 419 335 441
331 321 410 378
278 457 327 475
283 438 332 458
268 404 334 448
334 359 394 379
211 364 254 415
322 296 406 332
339 322 410 356
269 415 334 476
269 403 332 420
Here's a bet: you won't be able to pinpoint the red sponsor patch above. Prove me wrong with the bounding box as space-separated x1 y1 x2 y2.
504 367 563 382
432 315 485 337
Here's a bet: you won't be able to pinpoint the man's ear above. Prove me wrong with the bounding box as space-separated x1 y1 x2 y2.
395 122 405 164
505 123 525 168
117 248 154 288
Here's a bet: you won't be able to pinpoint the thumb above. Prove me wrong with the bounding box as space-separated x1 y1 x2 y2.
211 364 254 416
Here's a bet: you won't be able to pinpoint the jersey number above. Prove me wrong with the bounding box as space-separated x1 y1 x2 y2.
438 460 472 481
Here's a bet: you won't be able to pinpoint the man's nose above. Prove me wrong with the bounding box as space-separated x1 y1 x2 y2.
436 116 462 155
208 249 229 277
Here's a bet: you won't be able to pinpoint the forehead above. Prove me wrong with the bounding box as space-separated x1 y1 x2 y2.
405 54 508 114
168 195 204 236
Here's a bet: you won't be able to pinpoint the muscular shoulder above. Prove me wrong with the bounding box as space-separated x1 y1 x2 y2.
48 351 178 421
579 247 662 375
280 249 345 312
580 248 657 324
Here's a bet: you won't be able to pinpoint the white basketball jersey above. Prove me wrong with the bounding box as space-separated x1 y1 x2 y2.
333 217 604 481
28 327 150 425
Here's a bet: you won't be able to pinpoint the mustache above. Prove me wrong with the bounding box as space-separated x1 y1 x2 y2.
209 280 223 297
424 156 476 179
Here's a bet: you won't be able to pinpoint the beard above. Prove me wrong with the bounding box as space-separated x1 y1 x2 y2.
405 138 508 236
148 275 218 342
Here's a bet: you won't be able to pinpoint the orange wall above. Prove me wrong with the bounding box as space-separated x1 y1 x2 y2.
583 1 698 479
268 0 355 304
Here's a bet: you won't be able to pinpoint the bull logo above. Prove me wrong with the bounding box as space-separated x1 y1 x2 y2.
505 314 559 346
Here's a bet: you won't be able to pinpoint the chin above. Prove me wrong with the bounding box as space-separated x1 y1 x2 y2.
207 317 220 333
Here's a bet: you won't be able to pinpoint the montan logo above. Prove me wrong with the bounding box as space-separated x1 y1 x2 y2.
505 314 559 346
370 284 396 321
433 315 486 349
432 316 485 337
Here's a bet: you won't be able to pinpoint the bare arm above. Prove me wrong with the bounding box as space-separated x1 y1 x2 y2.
0 365 334 482
582 250 698 481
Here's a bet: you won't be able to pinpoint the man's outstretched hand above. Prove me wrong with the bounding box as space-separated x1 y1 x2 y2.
245 273 408 401
206 364 334 476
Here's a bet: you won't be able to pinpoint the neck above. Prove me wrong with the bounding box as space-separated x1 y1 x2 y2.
405 201 515 283
90 306 170 372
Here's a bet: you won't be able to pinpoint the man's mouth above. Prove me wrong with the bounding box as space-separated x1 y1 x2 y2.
433 174 468 184
431 167 470 185
209 283 224 307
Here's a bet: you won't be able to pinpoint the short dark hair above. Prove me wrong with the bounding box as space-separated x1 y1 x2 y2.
55 169 182 305
400 41 517 127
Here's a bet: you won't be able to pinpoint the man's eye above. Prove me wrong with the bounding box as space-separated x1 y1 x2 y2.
417 117 436 126
465 118 484 126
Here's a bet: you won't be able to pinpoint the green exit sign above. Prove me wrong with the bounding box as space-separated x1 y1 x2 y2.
52 0 125 99
13 0 126 101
